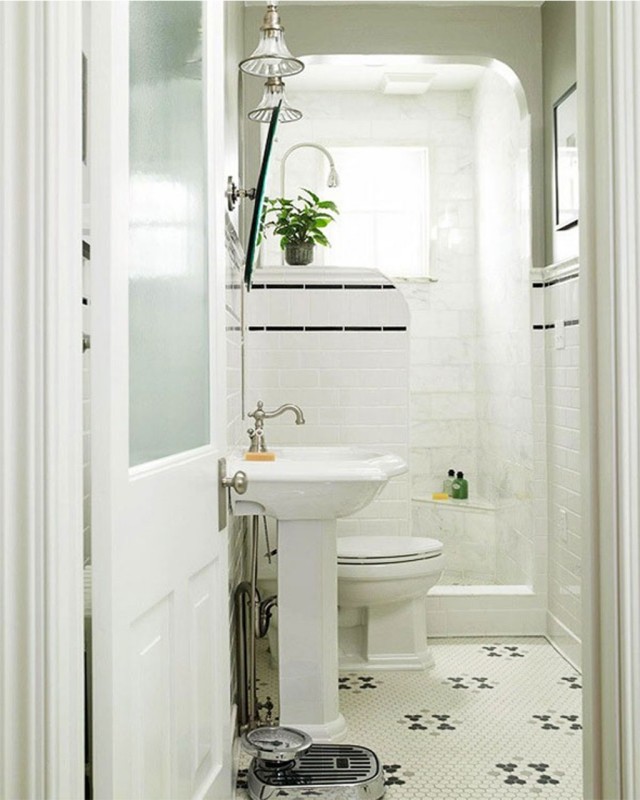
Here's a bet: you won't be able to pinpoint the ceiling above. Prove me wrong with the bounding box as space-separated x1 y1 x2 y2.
287 58 486 93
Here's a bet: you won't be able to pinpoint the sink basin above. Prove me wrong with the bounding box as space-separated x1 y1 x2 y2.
226 446 406 520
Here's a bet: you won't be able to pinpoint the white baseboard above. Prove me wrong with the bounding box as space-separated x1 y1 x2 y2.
546 611 582 672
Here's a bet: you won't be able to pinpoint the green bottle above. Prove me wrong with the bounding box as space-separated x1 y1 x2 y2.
443 468 455 496
452 471 468 499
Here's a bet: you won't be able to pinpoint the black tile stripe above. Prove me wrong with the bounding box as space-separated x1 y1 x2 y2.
248 325 407 332
305 326 343 331
532 319 580 330
531 272 579 289
545 273 579 287
82 240 91 260
249 282 394 290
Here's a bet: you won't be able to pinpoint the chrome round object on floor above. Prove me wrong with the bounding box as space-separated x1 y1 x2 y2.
242 727 385 800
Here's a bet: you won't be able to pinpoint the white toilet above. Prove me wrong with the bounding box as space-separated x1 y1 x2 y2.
259 534 443 672
337 536 444 671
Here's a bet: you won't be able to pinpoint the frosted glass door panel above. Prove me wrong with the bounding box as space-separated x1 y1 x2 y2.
129 2 209 466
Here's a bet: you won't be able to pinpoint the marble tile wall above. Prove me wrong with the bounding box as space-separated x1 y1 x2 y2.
247 76 552 637
472 69 537 589
413 498 497 583
262 88 479 498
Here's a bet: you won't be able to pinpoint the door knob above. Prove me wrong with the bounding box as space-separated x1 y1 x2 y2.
222 470 248 495
218 458 249 531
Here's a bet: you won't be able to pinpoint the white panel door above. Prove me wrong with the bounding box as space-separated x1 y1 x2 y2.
90 2 230 798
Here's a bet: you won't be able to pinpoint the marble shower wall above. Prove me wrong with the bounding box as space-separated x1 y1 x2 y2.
265 88 479 497
257 74 538 590
473 69 535 585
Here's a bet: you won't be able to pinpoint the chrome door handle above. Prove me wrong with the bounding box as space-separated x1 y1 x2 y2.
222 470 248 494
218 458 249 531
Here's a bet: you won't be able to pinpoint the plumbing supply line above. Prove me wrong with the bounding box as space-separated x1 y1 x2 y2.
234 515 278 730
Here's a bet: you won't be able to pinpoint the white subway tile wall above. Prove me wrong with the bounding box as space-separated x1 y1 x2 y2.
538 263 581 668
245 267 411 540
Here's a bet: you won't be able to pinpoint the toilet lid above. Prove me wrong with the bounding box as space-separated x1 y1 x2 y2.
337 536 443 564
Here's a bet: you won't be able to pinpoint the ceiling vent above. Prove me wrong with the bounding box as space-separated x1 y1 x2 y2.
380 72 436 95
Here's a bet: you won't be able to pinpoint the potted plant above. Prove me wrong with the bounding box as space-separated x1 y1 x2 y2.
260 188 339 266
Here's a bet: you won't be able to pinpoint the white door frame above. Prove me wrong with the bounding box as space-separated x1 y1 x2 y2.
578 3 640 798
0 2 84 798
4 1 640 798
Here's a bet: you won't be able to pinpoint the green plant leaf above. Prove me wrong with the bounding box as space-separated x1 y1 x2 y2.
318 200 339 213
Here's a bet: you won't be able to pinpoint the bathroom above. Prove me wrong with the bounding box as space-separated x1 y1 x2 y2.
10 1 627 798
226 1 581 797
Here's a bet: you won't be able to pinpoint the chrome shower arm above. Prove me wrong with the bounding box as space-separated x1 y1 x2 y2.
280 142 339 198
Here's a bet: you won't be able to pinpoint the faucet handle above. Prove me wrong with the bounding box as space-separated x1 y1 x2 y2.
248 400 265 427
246 427 265 453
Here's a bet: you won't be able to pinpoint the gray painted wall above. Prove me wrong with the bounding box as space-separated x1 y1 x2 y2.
241 1 544 268
541 1 577 266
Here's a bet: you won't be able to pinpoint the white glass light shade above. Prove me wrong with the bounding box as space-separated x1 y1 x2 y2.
240 4 304 78
249 78 302 124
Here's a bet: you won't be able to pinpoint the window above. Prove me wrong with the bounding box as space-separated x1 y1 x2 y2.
326 146 430 277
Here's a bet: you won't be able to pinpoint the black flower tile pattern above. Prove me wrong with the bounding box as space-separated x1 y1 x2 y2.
397 712 461 734
560 675 582 690
443 673 497 691
337 674 381 692
482 644 527 659
235 768 248 790
529 712 582 733
383 764 413 786
492 761 566 789
235 637 582 799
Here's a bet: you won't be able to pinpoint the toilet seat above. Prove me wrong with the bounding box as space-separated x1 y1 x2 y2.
337 536 443 565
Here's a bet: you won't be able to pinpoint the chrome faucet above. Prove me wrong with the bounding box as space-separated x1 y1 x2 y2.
247 400 306 452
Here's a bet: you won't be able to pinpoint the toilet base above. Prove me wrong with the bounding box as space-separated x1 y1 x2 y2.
265 598 436 673
338 647 434 672
338 597 434 671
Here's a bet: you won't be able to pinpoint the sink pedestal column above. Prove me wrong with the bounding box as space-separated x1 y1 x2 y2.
277 519 347 742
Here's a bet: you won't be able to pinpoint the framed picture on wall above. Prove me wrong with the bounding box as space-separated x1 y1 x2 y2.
554 83 579 231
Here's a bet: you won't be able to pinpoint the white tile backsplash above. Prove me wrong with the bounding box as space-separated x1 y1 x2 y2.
246 268 411 540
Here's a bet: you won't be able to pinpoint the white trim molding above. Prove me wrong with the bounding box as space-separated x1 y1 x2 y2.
0 3 84 798
579 2 640 797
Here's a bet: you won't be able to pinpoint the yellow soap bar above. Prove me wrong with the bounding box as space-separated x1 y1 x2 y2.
432 492 449 500
244 452 276 461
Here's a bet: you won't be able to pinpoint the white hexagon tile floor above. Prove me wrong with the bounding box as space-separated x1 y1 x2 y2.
235 637 582 799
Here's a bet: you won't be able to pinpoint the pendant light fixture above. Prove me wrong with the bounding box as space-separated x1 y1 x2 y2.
240 3 304 78
248 77 302 124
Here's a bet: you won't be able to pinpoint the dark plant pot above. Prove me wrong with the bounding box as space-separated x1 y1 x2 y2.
285 242 314 266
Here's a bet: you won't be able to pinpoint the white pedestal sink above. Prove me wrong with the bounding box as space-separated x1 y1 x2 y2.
227 446 407 741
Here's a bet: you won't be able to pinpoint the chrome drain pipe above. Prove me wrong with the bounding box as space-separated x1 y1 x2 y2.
235 515 277 731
